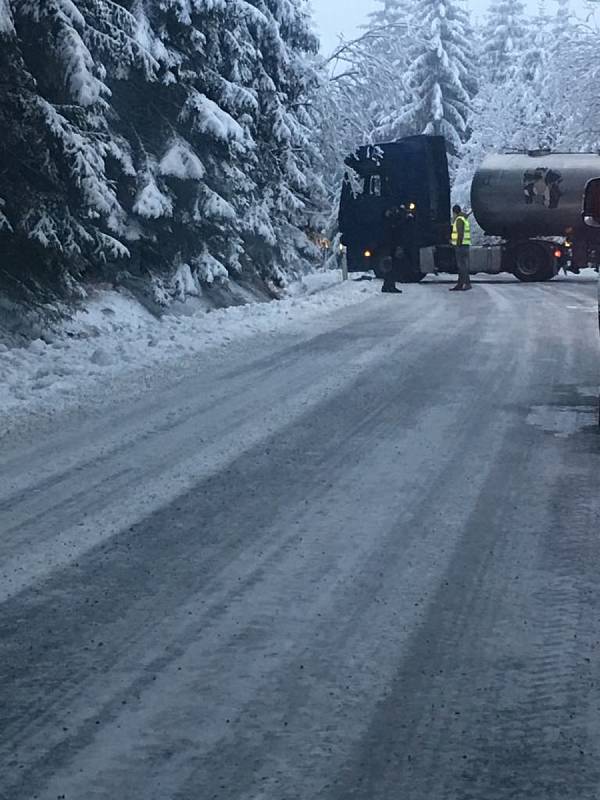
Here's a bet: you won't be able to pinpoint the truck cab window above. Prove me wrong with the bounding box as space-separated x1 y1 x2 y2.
369 175 382 197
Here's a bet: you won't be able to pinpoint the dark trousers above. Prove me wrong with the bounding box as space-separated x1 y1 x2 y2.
382 247 400 289
455 246 471 287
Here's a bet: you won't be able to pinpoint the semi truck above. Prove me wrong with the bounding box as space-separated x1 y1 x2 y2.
339 134 600 282
583 177 600 334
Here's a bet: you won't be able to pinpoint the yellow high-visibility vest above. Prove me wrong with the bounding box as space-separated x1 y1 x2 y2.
451 215 471 246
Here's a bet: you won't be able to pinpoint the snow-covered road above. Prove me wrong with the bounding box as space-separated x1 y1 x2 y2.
1 275 599 799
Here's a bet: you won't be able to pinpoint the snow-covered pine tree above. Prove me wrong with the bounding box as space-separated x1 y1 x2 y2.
453 4 562 211
129 0 325 291
553 0 571 40
131 0 326 289
249 0 326 280
519 3 548 85
482 0 526 83
366 0 414 143
545 3 600 151
400 0 477 165
453 79 552 212
0 0 158 306
316 0 416 204
367 0 402 28
316 50 383 218
0 0 327 314
115 0 253 290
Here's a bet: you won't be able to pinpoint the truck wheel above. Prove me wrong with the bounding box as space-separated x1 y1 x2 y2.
510 242 554 282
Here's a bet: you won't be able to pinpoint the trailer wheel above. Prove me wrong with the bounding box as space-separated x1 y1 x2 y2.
510 242 554 282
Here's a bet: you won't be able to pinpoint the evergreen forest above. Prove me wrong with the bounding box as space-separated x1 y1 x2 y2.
0 0 595 328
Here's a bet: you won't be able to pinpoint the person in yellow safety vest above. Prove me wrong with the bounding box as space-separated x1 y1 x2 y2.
450 204 472 292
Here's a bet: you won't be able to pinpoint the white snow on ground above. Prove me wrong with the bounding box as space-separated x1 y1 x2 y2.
1 268 594 437
0 271 376 435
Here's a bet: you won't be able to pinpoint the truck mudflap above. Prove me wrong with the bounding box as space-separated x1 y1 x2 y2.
420 247 437 274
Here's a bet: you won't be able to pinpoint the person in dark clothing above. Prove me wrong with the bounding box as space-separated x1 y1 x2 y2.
381 205 403 294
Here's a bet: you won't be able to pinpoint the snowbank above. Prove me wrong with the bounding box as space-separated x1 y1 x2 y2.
0 271 375 434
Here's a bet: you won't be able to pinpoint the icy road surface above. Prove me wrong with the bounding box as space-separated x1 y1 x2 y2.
1 276 599 799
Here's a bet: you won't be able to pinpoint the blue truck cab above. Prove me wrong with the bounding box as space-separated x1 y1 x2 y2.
338 135 451 283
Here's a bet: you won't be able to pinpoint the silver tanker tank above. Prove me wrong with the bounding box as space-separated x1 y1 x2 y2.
471 152 600 239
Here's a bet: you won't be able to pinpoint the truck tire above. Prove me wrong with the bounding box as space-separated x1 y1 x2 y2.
509 241 554 282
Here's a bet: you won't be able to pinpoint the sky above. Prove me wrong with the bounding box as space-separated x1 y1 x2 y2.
310 0 379 53
310 0 590 54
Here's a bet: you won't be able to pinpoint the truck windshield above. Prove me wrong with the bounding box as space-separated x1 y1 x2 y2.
363 174 390 197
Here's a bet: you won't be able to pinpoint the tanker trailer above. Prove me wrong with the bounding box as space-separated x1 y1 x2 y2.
471 152 600 282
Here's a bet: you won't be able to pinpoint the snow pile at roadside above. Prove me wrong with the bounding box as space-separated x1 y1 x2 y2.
0 271 375 431
570 267 600 281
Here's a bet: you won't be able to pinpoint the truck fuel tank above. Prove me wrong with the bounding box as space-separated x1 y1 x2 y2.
471 152 600 239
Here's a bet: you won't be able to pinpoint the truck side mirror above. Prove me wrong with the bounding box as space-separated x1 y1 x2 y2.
583 178 600 227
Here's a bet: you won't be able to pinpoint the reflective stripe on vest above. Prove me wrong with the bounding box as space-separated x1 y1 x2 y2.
451 215 471 246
